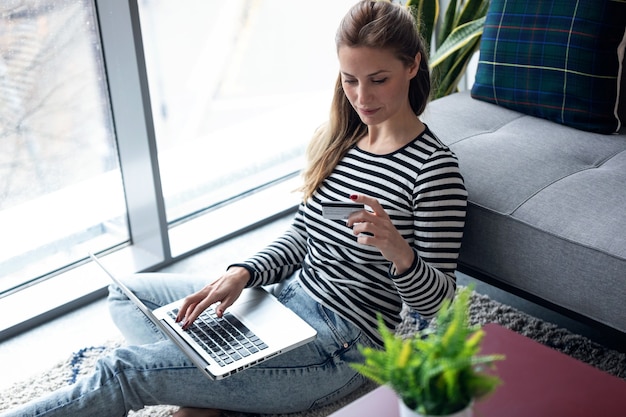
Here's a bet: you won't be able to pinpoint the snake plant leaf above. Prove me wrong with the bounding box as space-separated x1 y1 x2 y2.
434 36 481 96
438 0 458 48
457 0 489 27
406 0 487 98
430 16 485 68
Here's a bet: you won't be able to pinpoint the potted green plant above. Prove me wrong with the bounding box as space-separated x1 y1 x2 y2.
406 0 488 98
351 287 504 417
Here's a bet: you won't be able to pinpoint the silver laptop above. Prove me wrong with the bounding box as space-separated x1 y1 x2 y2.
89 253 317 380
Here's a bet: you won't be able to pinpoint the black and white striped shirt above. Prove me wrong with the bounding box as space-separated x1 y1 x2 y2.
238 127 467 345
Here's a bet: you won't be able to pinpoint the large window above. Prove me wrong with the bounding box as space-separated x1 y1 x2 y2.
0 0 355 338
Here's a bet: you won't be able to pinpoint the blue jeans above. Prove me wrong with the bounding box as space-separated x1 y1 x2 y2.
3 273 375 416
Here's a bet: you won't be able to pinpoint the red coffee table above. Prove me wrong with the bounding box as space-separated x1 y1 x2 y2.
329 323 626 416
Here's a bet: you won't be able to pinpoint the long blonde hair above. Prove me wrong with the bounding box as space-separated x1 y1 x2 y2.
299 0 431 201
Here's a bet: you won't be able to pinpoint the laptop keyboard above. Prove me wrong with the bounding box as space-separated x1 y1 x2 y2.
168 308 268 367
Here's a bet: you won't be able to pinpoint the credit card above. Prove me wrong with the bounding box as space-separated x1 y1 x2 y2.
321 201 364 220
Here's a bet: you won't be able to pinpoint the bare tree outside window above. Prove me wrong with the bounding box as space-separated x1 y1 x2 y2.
0 0 126 294
0 0 116 208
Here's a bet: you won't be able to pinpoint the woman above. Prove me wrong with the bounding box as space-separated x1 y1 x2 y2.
2 1 466 416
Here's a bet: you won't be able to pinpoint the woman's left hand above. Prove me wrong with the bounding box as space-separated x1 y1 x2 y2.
346 194 415 274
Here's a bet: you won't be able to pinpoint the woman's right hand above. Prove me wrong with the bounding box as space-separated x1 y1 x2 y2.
175 266 250 329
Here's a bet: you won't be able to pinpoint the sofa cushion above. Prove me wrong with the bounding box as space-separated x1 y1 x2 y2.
471 0 626 134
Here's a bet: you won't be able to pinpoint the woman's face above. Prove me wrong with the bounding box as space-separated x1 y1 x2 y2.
338 46 419 126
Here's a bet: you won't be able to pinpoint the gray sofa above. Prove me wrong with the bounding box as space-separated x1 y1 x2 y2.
422 90 626 336
418 0 626 339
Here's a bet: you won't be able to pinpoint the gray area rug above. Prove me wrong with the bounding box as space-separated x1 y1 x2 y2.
1 290 625 416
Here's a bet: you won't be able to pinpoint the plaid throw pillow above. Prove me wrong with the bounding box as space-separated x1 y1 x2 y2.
471 0 626 134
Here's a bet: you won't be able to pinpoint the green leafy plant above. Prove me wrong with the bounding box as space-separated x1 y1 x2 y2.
406 0 489 98
351 287 504 416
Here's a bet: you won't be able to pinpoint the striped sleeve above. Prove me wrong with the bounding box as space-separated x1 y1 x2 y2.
392 147 467 318
231 205 308 286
